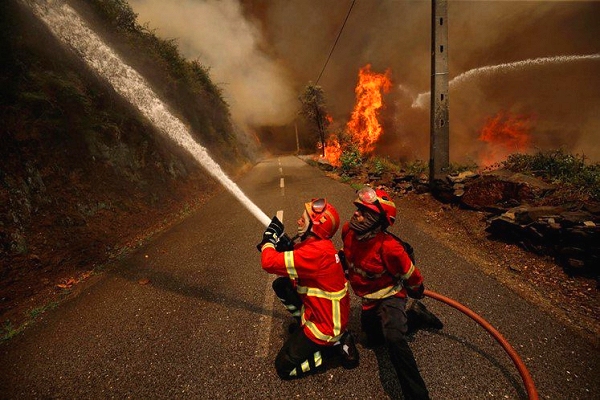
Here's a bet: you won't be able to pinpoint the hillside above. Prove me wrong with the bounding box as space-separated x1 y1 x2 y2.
0 0 256 334
2 0 598 346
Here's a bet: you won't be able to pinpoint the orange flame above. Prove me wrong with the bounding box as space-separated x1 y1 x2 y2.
347 64 392 155
478 111 533 166
323 65 391 166
325 135 342 167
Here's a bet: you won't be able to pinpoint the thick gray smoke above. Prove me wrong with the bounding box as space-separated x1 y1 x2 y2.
130 0 600 164
128 0 298 130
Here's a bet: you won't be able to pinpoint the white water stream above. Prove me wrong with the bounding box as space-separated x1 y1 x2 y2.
412 54 600 109
25 0 271 226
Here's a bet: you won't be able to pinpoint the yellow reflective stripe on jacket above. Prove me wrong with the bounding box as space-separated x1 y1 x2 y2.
349 263 386 280
284 251 298 279
303 319 344 343
400 263 415 281
298 282 348 342
261 242 275 251
296 282 348 301
362 282 403 300
331 296 342 337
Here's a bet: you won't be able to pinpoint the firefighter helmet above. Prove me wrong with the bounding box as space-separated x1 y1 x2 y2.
303 198 340 239
354 186 397 228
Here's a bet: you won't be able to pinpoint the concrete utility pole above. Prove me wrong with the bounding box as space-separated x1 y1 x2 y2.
295 121 300 154
429 0 449 184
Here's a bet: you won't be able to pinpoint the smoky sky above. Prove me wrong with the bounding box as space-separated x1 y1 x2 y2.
129 0 600 163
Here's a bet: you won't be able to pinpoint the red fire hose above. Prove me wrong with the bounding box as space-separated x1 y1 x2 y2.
424 290 539 400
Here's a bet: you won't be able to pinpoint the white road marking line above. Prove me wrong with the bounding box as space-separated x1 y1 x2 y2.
256 209 284 358
255 275 276 358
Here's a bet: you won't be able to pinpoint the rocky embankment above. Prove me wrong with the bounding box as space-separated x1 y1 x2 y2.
339 165 599 282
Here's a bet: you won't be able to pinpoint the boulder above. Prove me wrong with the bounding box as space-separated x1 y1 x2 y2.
461 169 555 211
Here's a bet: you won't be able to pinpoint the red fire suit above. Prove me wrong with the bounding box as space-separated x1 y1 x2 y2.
341 223 423 308
341 222 430 399
261 237 350 345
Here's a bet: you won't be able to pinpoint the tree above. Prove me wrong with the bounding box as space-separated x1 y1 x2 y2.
298 84 330 156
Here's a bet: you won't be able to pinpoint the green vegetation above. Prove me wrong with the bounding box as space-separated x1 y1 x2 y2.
1 301 60 342
1 0 251 341
83 0 237 154
502 150 600 201
1 321 18 342
366 156 398 176
331 147 599 202
339 145 363 173
298 84 330 150
28 301 59 319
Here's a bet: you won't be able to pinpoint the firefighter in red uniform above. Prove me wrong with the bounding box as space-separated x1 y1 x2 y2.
258 198 358 380
341 186 441 400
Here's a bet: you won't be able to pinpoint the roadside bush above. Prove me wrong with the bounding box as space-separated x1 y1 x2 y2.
401 160 428 176
367 156 399 176
339 145 362 173
502 150 600 201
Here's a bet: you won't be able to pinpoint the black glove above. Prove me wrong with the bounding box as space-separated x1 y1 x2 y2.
338 250 348 271
256 216 284 251
275 233 295 252
406 284 425 299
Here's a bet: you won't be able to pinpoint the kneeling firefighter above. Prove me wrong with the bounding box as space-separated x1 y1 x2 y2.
257 198 359 379
341 187 443 400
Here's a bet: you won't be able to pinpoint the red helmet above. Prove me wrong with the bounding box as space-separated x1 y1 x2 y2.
354 186 397 227
304 198 340 239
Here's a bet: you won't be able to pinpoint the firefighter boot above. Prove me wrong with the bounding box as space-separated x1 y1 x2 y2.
336 331 359 369
407 300 444 334
288 317 301 334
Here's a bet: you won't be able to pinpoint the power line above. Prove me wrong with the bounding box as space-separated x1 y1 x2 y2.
315 0 356 85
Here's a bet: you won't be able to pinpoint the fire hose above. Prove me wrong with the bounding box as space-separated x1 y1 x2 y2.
269 230 539 398
424 289 539 400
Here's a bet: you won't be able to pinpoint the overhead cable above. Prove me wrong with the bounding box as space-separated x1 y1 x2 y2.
315 0 356 84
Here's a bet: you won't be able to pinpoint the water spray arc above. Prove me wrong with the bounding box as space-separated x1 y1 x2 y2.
412 54 600 109
26 2 540 396
25 0 271 227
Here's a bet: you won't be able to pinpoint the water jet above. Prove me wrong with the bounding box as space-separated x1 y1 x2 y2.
25 0 271 227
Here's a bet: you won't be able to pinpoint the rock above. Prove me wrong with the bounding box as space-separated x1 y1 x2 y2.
447 170 479 184
486 204 599 277
460 169 556 211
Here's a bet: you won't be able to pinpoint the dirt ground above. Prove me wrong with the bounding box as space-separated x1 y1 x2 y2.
395 191 599 346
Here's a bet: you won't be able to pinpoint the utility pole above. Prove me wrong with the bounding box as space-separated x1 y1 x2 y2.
429 0 449 184
294 121 300 154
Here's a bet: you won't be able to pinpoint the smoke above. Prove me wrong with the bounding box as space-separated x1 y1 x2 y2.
128 0 298 131
129 0 600 163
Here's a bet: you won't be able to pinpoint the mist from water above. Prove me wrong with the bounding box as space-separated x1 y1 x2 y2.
25 0 271 226
412 54 600 109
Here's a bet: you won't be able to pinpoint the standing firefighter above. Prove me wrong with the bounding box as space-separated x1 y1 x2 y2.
341 186 442 400
257 198 358 379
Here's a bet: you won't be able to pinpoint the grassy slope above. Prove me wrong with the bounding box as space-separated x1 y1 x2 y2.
0 0 251 335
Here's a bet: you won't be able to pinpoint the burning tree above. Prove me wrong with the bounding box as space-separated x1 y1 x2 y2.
346 64 392 154
325 64 392 167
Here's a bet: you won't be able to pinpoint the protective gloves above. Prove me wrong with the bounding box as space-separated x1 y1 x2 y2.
406 283 425 299
275 233 295 252
257 216 284 251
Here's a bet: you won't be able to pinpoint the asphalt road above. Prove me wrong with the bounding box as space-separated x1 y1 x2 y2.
1 155 598 399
